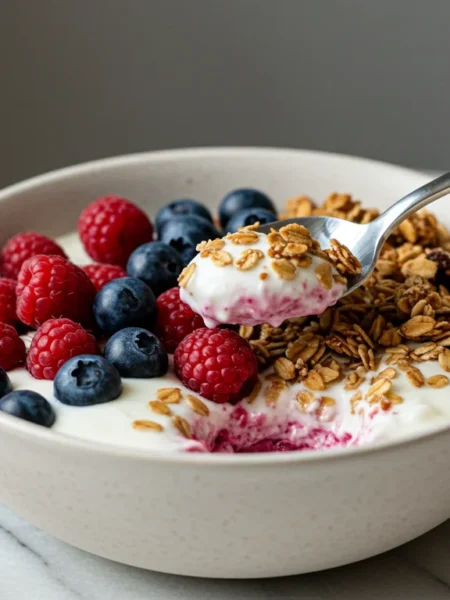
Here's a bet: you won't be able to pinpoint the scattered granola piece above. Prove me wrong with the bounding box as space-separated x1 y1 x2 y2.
133 420 163 432
178 263 196 288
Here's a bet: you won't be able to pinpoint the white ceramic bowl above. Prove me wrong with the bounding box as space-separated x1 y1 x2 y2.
0 148 449 579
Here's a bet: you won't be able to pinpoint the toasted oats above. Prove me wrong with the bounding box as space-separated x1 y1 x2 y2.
427 374 449 388
333 274 347 284
325 239 362 275
239 325 254 339
401 315 436 338
401 254 438 279
282 196 314 218
271 258 297 280
438 349 450 372
264 378 288 404
247 379 262 404
379 328 402 347
282 242 309 257
211 250 233 267
398 219 417 243
186 395 210 416
172 415 192 438
238 221 261 231
228 231 259 245
157 387 182 404
196 238 225 253
345 371 365 390
291 255 313 269
377 367 397 380
350 391 362 414
132 419 163 432
385 391 403 404
296 390 315 411
304 370 325 391
235 248 264 270
316 365 340 383
315 262 333 290
405 365 425 387
366 377 392 399
178 263 196 287
148 400 172 415
279 223 313 245
274 357 296 380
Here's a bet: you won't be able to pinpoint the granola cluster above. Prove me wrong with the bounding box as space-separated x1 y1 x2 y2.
240 193 450 401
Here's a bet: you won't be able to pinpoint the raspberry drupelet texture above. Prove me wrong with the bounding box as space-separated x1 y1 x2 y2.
155 287 205 353
82 263 127 292
0 278 18 326
0 322 26 371
174 327 258 404
27 318 99 380
78 196 154 266
16 255 96 328
0 232 67 280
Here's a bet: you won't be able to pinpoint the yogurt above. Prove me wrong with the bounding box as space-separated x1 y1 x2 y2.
180 229 346 327
3 231 449 454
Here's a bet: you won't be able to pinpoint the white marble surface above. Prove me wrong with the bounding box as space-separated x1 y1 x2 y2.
0 504 448 599
2 169 449 598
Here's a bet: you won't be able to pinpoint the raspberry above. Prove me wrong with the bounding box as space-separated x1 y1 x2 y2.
0 278 18 326
27 318 98 380
0 232 66 280
174 328 258 404
155 287 205 352
82 263 127 292
78 196 153 266
16 255 96 328
0 322 26 371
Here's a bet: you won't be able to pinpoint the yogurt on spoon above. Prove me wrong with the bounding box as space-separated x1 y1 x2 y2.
179 223 352 327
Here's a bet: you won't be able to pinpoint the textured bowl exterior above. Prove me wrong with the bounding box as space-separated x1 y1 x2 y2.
0 148 448 578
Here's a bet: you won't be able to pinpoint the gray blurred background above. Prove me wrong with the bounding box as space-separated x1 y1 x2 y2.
1 0 448 188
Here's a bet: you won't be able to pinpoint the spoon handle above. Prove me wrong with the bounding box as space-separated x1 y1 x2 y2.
371 172 450 247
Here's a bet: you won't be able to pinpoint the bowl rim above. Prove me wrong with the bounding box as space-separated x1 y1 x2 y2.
0 146 448 467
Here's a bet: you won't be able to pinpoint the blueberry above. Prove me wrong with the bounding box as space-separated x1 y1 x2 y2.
0 390 55 427
155 199 213 234
0 367 12 399
126 242 184 297
159 215 221 265
104 327 168 378
219 188 276 228
225 207 277 233
93 277 157 335
54 354 122 406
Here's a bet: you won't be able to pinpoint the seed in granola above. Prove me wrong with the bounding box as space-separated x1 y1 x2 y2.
271 258 297 280
259 272 269 280
211 250 233 267
427 374 449 388
273 357 296 380
148 400 172 415
438 349 450 372
157 387 182 404
172 415 192 438
235 249 264 271
228 231 259 245
178 263 196 288
186 394 210 416
132 419 163 432
401 315 436 338
315 262 333 290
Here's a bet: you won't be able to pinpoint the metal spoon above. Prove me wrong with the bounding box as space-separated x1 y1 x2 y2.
259 172 450 296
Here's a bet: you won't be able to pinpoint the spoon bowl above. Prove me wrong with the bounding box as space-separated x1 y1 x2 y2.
260 172 450 295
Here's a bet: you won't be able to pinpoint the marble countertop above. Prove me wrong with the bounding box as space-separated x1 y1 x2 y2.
0 504 449 599
2 170 449 599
